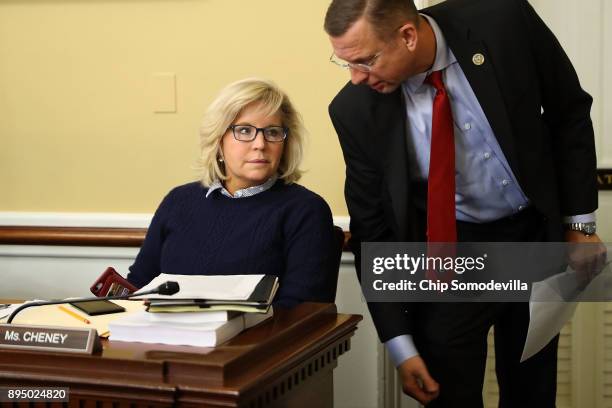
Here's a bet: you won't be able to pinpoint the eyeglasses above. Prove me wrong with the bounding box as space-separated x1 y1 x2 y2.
228 125 288 142
329 50 383 73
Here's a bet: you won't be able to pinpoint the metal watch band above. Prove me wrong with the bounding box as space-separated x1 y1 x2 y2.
565 222 596 235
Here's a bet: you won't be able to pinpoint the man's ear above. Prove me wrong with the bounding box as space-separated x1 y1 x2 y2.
399 22 418 51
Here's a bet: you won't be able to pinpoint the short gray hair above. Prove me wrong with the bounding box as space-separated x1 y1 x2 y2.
195 78 304 186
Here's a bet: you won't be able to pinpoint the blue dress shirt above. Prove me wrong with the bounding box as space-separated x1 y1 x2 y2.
386 14 595 367
206 175 278 199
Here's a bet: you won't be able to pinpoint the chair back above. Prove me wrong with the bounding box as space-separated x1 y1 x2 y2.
329 225 346 300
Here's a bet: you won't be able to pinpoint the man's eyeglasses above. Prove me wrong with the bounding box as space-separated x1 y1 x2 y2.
228 125 288 142
329 51 383 73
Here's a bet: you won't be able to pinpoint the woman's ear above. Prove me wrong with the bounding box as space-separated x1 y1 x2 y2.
217 145 225 163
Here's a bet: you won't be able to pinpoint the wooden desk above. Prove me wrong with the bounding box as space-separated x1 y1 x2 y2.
0 303 361 407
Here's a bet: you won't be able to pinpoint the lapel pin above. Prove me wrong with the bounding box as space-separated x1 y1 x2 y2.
472 53 485 66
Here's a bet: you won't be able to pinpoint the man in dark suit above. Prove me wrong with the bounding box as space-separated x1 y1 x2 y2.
324 0 602 406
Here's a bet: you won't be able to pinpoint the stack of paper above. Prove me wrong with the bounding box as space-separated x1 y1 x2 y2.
109 274 277 346
108 308 273 347
0 303 23 322
1 300 146 338
136 274 279 313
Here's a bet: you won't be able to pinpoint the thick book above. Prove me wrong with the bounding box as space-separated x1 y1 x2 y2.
147 309 243 323
109 309 273 347
109 311 243 347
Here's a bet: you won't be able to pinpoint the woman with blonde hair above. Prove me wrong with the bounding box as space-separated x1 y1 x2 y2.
127 78 338 306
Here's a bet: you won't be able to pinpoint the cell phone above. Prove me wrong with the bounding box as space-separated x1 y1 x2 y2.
69 300 126 316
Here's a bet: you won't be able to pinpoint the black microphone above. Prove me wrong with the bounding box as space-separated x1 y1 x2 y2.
156 281 180 296
7 281 180 324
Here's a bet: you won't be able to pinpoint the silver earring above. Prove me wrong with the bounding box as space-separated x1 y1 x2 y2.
218 157 224 162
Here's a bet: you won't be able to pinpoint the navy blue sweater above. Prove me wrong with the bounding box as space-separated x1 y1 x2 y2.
127 181 338 306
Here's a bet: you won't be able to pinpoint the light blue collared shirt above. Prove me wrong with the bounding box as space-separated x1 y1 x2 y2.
386 15 594 367
205 175 278 199
402 15 528 223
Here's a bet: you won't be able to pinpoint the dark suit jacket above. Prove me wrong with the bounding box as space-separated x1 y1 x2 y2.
328 0 598 342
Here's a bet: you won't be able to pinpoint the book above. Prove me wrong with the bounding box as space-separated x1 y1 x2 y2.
109 309 273 347
109 311 243 347
147 309 243 323
243 309 274 329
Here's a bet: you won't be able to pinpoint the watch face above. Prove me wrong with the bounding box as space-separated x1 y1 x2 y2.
584 225 596 235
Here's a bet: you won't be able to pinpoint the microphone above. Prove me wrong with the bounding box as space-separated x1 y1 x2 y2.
6 281 180 324
155 281 180 296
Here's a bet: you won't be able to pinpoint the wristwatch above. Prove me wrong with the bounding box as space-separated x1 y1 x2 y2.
565 222 596 236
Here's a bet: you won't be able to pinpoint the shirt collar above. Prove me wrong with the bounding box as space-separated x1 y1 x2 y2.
403 14 457 93
205 174 279 198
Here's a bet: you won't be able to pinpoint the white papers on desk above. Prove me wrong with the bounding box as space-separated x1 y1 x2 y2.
109 311 244 346
1 300 146 338
0 303 24 322
109 308 273 347
0 300 49 322
134 274 265 300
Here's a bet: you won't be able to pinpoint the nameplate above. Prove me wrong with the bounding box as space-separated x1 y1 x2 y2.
0 324 101 354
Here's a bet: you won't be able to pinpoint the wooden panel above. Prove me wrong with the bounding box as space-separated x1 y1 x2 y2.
0 226 147 247
484 320 573 408
602 301 612 408
0 226 351 251
0 303 362 407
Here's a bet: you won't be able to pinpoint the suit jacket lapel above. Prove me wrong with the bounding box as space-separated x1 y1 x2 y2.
423 9 520 179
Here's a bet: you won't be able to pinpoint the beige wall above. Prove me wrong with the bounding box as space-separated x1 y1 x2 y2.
0 0 350 214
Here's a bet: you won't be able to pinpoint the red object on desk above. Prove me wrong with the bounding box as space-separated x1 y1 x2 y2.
90 267 138 297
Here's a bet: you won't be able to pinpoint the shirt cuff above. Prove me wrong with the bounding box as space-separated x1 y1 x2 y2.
385 334 419 367
563 212 596 224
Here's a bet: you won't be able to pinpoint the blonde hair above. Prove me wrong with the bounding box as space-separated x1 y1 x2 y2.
196 78 305 186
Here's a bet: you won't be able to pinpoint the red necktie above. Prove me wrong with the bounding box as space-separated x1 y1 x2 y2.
425 70 456 243
425 71 456 284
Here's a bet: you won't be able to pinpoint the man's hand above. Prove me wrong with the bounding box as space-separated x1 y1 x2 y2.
565 231 607 289
398 355 440 405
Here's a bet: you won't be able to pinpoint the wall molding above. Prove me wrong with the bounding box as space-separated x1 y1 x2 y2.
0 212 352 250
0 212 154 228
0 212 350 230
0 226 147 247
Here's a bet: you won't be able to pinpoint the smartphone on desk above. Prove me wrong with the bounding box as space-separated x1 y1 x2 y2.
69 300 126 316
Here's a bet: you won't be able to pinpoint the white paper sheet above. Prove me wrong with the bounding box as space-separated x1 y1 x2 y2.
0 303 24 322
134 274 265 300
522 296 577 362
522 264 612 362
0 300 146 337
